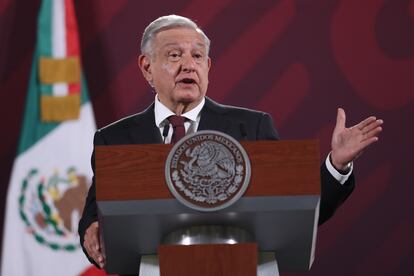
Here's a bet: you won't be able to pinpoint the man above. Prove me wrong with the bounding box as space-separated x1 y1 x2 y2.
79 15 383 270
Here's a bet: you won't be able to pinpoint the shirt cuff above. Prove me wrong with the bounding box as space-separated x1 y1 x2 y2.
325 152 353 185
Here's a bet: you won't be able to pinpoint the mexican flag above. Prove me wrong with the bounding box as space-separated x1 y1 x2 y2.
1 0 103 275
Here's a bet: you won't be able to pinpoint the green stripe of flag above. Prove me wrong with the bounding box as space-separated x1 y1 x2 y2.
38 0 52 57
38 0 53 95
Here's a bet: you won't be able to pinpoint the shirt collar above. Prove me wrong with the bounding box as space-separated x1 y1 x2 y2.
154 95 205 127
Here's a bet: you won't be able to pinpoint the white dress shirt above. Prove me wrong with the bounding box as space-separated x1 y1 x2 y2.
154 95 204 144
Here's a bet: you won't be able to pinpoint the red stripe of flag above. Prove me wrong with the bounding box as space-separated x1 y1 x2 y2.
65 0 81 94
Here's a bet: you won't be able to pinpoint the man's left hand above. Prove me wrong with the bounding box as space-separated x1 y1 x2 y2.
331 108 383 171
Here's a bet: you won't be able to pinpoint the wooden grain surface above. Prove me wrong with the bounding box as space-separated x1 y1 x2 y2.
96 140 320 201
158 243 258 276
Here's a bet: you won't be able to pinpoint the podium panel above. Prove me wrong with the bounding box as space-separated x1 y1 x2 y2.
96 140 320 274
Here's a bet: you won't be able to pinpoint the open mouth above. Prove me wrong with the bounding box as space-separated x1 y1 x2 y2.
179 78 196 85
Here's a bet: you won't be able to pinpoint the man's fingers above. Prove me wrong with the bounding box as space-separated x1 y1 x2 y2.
359 136 379 150
355 116 377 130
335 108 346 130
87 243 104 267
96 253 105 268
84 238 100 259
90 245 103 265
98 255 106 268
88 234 99 248
85 233 99 252
362 119 383 134
83 222 104 267
363 126 382 141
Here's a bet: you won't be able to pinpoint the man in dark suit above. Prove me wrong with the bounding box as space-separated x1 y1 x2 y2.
79 15 383 270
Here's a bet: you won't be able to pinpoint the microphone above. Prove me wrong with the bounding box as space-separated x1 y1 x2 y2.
239 122 247 140
162 124 170 143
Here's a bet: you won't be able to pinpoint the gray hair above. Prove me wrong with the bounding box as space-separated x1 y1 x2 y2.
140 15 211 56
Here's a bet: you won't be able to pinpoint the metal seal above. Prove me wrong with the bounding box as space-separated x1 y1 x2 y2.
165 130 251 212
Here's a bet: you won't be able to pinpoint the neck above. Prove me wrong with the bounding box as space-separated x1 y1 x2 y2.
157 96 202 115
173 102 193 115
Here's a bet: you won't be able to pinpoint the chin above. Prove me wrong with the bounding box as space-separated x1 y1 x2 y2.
175 90 203 104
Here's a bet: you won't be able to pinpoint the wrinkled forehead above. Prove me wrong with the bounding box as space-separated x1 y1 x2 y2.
153 27 207 51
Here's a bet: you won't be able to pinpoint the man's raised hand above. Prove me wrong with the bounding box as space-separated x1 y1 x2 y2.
331 108 383 171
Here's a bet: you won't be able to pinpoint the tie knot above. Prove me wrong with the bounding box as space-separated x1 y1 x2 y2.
168 115 185 127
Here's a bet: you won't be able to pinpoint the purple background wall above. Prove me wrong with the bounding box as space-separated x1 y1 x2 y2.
1 0 413 275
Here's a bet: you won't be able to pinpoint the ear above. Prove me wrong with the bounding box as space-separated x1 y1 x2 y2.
138 54 153 86
207 57 212 72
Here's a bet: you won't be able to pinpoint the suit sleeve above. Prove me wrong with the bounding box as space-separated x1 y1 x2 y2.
318 164 355 224
256 112 355 225
78 130 105 267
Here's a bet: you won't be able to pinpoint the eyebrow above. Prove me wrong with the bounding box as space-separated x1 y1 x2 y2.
162 42 206 49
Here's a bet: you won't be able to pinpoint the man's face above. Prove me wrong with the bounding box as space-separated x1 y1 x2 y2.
139 27 211 111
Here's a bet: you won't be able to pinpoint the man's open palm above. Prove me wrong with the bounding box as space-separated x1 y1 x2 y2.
330 108 383 171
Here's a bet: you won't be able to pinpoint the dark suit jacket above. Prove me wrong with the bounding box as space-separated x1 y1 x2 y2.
79 97 355 267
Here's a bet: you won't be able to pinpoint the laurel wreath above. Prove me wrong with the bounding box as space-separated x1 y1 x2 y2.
19 168 79 252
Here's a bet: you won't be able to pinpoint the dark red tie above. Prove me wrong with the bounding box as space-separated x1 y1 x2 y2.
168 115 186 144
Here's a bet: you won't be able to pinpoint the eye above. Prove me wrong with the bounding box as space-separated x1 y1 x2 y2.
168 51 181 61
193 53 204 62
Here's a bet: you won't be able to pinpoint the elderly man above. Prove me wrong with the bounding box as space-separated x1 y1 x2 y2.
79 15 383 272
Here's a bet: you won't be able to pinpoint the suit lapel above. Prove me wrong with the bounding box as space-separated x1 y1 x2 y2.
198 97 231 133
129 103 163 144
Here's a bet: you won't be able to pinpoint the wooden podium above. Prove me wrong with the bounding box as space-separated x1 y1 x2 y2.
95 140 320 275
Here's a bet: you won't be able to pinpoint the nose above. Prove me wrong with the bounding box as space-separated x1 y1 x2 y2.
181 54 196 72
